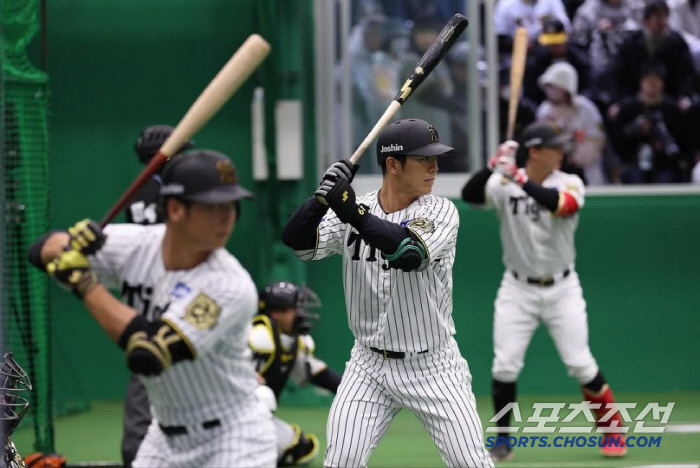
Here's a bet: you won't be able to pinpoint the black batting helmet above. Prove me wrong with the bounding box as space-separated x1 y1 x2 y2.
1 353 32 442
258 282 321 335
376 119 455 167
134 125 194 165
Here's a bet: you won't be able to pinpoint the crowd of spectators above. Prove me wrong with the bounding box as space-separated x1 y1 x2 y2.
344 0 700 184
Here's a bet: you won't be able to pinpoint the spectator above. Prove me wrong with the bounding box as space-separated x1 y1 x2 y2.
494 0 572 55
536 61 607 184
609 61 688 183
524 18 593 104
610 0 696 113
668 0 700 72
571 0 639 108
345 14 389 173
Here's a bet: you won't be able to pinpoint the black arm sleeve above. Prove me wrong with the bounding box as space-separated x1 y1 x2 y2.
310 367 342 393
27 230 66 271
461 168 492 204
351 211 427 271
521 181 559 212
282 196 330 250
352 210 412 255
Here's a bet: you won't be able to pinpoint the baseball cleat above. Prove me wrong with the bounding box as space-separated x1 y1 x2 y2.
489 444 514 461
600 434 627 457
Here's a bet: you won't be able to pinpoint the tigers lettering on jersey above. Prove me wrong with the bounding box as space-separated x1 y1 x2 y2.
508 195 543 221
122 281 154 317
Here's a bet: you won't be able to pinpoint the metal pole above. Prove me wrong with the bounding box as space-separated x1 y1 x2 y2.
466 0 482 171
484 0 500 161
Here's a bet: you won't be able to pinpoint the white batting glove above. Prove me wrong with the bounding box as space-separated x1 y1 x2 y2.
487 140 519 172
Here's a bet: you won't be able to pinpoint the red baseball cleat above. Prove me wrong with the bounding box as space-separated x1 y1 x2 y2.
600 434 627 457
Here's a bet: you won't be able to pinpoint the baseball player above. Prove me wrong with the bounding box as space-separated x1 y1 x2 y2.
282 119 494 468
461 122 627 461
125 124 194 225
28 150 276 467
120 124 194 468
251 282 342 466
1 353 32 468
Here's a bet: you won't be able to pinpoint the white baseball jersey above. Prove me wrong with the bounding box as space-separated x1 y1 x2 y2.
293 191 459 353
89 224 275 467
485 171 585 277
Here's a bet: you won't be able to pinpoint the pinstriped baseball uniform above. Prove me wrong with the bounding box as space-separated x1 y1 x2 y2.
485 171 599 384
90 223 276 468
292 190 493 468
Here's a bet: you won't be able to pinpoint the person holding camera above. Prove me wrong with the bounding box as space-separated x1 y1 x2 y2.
609 60 689 183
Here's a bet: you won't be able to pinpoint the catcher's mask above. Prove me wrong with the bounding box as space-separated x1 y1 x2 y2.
258 282 321 335
1 353 32 441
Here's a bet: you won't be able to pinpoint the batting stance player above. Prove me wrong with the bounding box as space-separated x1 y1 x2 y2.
282 119 494 468
461 122 626 461
121 124 193 468
29 150 276 467
252 282 342 466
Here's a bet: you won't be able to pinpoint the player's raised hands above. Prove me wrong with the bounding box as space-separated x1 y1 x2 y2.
46 248 99 299
315 177 362 224
67 219 106 255
488 141 519 172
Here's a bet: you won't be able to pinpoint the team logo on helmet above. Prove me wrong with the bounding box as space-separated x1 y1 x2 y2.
184 293 221 330
427 125 439 142
216 160 237 184
406 217 436 234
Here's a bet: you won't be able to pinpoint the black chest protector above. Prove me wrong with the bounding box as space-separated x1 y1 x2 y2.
252 314 299 399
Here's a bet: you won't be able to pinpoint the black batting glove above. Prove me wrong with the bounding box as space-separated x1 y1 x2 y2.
46 248 100 299
321 159 359 183
315 177 364 224
67 219 106 255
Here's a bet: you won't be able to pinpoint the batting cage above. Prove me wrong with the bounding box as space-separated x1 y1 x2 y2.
2 0 55 456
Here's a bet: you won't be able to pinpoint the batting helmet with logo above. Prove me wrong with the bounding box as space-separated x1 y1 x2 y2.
375 119 455 167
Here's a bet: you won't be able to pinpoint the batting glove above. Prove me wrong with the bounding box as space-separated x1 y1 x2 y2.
46 248 99 299
67 219 106 255
322 159 358 183
488 140 519 171
315 177 364 224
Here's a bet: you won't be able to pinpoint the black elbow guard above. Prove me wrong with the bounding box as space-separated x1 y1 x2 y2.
382 235 428 272
118 315 195 377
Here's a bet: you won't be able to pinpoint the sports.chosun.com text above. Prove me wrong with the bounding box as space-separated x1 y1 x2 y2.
485 435 661 449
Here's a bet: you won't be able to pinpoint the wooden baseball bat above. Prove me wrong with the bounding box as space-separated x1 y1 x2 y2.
99 34 271 227
348 13 469 165
506 27 528 141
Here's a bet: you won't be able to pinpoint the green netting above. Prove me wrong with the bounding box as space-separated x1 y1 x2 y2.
2 0 54 454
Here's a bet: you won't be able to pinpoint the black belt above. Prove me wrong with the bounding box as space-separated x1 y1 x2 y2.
512 268 570 287
370 347 428 360
159 419 220 436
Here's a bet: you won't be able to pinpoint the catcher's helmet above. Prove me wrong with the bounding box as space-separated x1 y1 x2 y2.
134 125 194 165
258 282 321 335
1 353 32 442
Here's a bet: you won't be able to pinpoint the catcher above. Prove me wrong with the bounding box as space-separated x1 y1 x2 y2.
1 353 32 468
251 282 342 467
